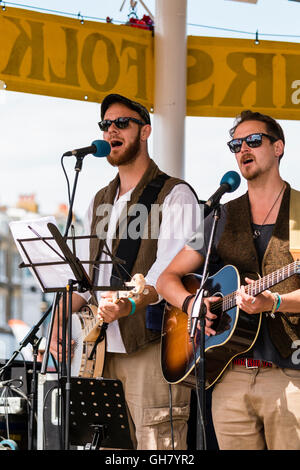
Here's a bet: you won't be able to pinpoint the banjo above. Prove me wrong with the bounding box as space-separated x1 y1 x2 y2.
71 274 148 378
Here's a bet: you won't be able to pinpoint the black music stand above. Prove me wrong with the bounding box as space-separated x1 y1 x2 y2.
15 223 127 294
12 221 131 450
59 377 133 450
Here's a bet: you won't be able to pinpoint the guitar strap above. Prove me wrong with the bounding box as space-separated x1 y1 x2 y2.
88 321 108 360
110 173 170 287
289 188 300 261
278 187 300 328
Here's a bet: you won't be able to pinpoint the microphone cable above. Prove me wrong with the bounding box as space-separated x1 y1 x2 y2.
168 384 175 450
192 340 207 450
61 155 72 205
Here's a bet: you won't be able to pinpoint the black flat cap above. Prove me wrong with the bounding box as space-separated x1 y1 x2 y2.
101 94 151 125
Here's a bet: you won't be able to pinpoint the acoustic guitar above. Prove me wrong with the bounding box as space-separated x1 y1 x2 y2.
161 261 300 389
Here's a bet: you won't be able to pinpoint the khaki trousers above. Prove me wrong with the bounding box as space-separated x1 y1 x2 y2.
103 341 191 450
212 363 300 450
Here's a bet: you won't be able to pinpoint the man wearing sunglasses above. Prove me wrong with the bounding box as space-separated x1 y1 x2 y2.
156 109 300 450
53 93 199 450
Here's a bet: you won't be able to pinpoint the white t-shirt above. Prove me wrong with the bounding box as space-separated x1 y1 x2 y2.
77 183 200 353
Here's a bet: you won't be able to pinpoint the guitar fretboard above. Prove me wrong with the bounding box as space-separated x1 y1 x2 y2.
221 260 299 312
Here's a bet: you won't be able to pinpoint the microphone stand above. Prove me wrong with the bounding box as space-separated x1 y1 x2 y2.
189 204 221 450
40 153 86 450
41 154 84 374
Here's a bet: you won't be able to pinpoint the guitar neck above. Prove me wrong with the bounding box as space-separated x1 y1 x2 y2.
81 274 147 340
223 261 298 310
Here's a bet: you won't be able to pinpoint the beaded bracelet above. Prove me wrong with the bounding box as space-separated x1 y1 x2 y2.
270 292 281 318
182 294 196 314
128 297 136 315
275 294 282 312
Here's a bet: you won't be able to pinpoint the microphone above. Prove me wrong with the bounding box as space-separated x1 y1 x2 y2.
63 140 111 158
204 171 241 217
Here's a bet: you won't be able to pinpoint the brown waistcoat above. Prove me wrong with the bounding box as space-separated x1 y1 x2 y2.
217 183 300 358
88 158 195 354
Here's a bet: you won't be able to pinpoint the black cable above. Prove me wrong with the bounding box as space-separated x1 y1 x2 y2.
0 351 27 381
192 340 207 450
0 385 10 440
61 156 71 205
168 384 175 450
0 379 27 443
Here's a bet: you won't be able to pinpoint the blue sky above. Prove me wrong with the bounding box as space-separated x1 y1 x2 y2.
1 0 300 218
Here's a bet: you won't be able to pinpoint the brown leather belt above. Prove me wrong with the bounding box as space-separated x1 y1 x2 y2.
232 358 272 369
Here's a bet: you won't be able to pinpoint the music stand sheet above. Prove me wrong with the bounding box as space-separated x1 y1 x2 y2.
9 216 87 292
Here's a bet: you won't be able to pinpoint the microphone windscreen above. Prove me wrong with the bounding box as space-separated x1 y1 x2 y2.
220 171 241 193
92 140 111 158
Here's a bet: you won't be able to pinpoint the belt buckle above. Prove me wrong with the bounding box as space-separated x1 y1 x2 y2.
245 358 259 369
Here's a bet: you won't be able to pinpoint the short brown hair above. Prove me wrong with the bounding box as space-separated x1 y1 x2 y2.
230 110 285 160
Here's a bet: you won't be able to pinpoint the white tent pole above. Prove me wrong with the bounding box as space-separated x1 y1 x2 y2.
153 0 187 178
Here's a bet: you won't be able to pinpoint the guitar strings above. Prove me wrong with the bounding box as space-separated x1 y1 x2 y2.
90 263 134 304
208 260 298 314
112 261 135 282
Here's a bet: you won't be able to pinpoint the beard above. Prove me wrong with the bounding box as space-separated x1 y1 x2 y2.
107 130 141 167
239 153 260 181
242 167 260 181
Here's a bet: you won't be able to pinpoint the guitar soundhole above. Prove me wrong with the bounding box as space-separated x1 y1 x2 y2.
210 293 232 335
215 311 232 334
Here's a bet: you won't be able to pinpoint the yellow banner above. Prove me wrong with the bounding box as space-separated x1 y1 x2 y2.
187 36 300 120
0 7 154 109
1 7 300 120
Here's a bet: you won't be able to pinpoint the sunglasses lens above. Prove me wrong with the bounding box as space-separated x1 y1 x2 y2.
99 120 111 131
115 117 130 129
99 117 137 131
246 134 262 148
229 140 242 153
228 134 264 153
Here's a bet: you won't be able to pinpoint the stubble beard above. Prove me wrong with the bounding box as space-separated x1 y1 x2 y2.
239 153 260 181
243 168 260 181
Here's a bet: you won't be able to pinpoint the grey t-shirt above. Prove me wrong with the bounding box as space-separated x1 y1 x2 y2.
194 206 300 369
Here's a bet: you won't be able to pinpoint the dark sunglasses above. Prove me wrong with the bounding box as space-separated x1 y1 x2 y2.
98 116 145 132
227 133 277 154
